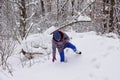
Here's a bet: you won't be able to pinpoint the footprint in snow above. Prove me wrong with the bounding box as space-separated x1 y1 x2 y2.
91 58 101 69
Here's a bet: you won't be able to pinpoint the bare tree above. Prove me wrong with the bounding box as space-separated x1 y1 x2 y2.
19 0 27 40
109 0 115 32
103 0 115 32
0 39 15 76
90 0 120 35
113 0 120 36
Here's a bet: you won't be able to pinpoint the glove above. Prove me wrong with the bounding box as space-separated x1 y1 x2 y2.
52 56 56 62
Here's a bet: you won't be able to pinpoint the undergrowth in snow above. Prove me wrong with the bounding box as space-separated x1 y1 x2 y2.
1 30 120 80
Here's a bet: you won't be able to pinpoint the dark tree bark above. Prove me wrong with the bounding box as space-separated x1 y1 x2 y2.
19 0 27 40
109 0 115 32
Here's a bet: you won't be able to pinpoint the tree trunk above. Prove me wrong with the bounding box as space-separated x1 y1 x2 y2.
109 0 115 32
103 0 108 33
19 0 27 40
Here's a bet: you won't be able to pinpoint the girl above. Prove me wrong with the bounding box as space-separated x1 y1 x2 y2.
52 30 81 62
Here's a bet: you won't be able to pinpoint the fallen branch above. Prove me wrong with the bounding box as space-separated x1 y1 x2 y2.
21 49 44 60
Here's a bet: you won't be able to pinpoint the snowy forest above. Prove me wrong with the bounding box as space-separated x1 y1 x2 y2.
0 0 120 80
1 0 120 38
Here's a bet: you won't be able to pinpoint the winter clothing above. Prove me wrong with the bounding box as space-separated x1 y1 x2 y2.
59 42 77 62
52 30 80 62
52 56 56 62
53 31 61 41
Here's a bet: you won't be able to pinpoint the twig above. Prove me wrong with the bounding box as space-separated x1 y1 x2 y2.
24 22 33 39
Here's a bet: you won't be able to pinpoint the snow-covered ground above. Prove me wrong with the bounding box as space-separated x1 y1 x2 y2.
0 29 120 80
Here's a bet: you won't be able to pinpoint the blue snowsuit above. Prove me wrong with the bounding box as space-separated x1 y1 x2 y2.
52 31 77 62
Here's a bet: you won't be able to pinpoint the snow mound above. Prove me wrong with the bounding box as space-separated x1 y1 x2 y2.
0 72 11 80
21 33 51 55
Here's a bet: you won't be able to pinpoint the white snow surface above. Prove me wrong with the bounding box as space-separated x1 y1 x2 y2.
1 27 120 80
0 72 11 80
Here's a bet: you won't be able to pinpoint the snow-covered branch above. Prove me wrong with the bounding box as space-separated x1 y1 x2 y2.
24 22 33 39
25 12 35 22
9 0 24 9
25 1 38 7
76 0 96 18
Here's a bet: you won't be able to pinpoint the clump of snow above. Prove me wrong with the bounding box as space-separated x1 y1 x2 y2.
77 15 91 21
105 33 119 39
90 0 95 2
22 33 51 52
118 22 120 25
87 0 95 3
44 26 57 35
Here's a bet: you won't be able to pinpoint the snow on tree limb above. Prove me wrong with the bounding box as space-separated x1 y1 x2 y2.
55 0 94 31
24 22 33 39
75 0 96 18
25 1 38 7
25 12 35 21
9 0 24 9
77 15 91 21
58 20 91 31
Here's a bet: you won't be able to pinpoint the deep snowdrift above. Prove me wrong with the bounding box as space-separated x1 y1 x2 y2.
10 31 120 80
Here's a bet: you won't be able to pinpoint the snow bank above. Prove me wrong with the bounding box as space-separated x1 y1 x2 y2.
21 33 51 54
12 31 120 80
0 72 11 80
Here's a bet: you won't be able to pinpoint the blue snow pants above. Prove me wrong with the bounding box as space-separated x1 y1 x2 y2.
59 42 77 62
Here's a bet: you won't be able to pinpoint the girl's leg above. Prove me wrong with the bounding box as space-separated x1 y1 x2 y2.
59 51 65 62
65 42 77 52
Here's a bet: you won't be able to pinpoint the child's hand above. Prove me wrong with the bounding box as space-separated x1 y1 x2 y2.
52 56 56 62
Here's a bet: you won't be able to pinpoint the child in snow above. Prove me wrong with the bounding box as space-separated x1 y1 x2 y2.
52 30 81 62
